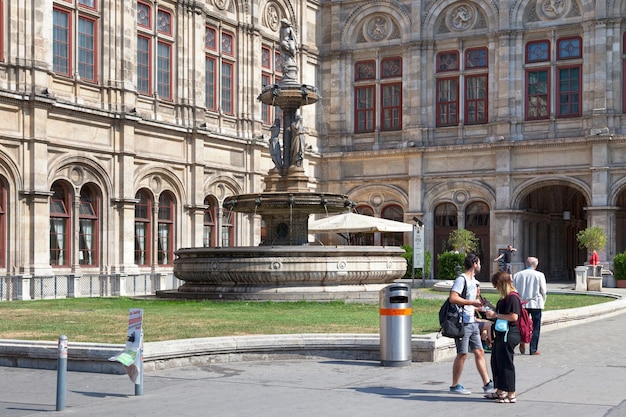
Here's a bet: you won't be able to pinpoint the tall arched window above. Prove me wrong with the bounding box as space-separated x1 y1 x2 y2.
134 189 152 266
157 191 175 265
465 201 490 279
79 184 99 266
50 182 71 266
221 201 235 247
203 196 217 247
434 202 458 252
354 205 374 245
381 204 404 246
0 178 7 268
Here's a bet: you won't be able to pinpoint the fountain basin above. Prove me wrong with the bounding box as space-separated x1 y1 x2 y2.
158 246 408 301
258 84 319 109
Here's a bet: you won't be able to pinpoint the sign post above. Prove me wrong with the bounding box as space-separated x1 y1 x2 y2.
412 224 425 287
109 308 144 395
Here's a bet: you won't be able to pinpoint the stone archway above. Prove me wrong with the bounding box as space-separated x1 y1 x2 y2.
518 185 587 280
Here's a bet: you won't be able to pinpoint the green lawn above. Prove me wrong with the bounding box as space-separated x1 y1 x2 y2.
0 293 609 344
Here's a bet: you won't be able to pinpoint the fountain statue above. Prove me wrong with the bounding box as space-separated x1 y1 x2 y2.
160 19 407 301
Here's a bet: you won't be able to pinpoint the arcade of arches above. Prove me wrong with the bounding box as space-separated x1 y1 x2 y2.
430 185 626 282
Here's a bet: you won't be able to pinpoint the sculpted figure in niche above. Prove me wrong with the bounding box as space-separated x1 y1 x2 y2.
269 118 282 169
290 114 305 168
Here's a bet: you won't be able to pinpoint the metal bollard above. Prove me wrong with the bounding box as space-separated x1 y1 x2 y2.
135 347 144 396
56 335 68 411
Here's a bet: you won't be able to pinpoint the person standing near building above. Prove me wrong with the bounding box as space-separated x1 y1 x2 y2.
513 256 547 355
448 253 495 395
484 271 521 403
494 245 517 273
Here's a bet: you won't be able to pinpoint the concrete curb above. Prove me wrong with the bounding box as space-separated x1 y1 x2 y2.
1 291 625 374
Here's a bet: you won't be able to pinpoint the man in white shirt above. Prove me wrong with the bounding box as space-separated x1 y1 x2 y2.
448 254 494 395
513 257 547 355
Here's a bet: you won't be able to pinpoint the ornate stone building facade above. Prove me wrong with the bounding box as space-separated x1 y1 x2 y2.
0 0 624 282
317 0 626 280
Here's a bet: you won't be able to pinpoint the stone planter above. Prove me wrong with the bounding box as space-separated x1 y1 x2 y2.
587 276 602 291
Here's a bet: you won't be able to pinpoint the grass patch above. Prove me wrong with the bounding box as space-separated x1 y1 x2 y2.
0 293 610 344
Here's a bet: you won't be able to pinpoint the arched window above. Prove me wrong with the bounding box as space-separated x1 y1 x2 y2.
203 196 217 247
221 203 234 247
465 201 489 227
381 204 404 246
355 205 374 216
79 184 99 266
157 191 175 265
435 203 458 227
354 205 374 245
434 202 458 251
134 189 152 266
50 182 71 266
0 178 7 268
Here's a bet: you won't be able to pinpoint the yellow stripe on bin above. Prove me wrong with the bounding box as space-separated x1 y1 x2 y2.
379 308 412 316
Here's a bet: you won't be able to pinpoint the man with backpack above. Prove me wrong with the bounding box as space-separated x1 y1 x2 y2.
448 254 495 395
513 257 547 355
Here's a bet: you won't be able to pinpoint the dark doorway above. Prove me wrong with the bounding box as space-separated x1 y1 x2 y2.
519 185 586 280
466 201 490 281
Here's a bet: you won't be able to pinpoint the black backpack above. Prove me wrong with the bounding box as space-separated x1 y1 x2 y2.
438 278 467 338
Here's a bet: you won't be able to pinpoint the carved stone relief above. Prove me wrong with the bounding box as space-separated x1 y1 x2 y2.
446 3 477 32
536 0 571 20
359 14 400 43
264 2 281 31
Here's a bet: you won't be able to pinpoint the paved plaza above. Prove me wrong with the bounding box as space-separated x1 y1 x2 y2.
1 288 626 417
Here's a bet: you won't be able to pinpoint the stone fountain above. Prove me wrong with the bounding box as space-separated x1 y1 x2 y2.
159 19 407 301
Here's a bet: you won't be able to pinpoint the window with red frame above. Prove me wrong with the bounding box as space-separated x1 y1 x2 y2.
53 2 99 82
353 205 374 246
205 25 236 115
435 48 488 127
354 58 403 133
136 2 174 100
50 182 71 266
79 185 99 266
221 203 235 247
157 192 175 265
261 45 283 124
381 204 405 246
0 179 6 268
134 189 152 266
203 196 217 247
525 37 582 120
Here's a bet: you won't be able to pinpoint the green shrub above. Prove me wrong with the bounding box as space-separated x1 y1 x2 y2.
437 251 465 280
613 251 626 280
402 245 431 279
576 226 607 253
447 229 478 254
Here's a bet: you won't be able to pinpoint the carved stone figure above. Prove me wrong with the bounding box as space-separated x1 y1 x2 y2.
290 114 305 167
279 19 298 80
269 118 282 169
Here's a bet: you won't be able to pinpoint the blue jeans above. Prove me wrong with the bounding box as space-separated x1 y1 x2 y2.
527 308 542 353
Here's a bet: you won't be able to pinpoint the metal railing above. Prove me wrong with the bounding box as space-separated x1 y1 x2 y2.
0 273 182 301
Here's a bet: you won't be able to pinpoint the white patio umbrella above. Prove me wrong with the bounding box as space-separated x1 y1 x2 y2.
308 212 413 233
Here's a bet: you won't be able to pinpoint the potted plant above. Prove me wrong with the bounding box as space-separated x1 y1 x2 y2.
446 229 479 254
612 251 626 288
576 226 607 262
576 226 608 289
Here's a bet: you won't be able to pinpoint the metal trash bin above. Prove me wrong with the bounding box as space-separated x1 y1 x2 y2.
379 283 412 367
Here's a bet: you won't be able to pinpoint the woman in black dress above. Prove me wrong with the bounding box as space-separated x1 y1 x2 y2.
484 271 522 403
